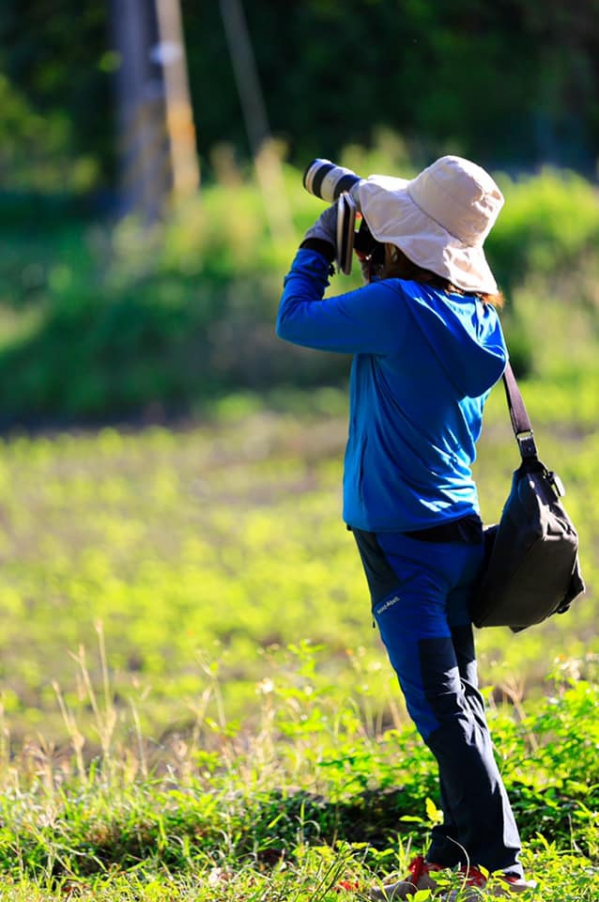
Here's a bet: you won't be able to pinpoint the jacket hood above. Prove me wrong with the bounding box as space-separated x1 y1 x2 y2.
406 284 507 397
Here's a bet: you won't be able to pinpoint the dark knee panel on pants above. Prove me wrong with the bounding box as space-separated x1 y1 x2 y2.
449 625 476 677
376 629 463 741
418 636 466 725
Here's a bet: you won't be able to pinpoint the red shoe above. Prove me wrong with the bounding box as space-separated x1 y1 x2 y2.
369 855 443 900
440 865 536 899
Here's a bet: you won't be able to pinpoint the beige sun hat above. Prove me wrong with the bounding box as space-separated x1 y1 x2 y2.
356 155 504 294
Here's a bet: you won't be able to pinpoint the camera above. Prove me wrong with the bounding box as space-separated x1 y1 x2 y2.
303 158 362 274
302 159 361 203
303 158 383 276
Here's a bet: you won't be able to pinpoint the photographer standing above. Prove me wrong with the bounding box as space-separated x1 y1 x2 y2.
276 156 535 900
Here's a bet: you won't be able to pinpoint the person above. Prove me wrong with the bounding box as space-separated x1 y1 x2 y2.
276 156 536 900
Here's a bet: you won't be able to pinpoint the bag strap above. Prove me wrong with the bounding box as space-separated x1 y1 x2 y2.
502 363 539 462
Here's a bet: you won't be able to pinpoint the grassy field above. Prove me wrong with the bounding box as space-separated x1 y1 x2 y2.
0 376 597 898
0 375 596 745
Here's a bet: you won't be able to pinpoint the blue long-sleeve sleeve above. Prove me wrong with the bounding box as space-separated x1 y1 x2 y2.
276 248 406 356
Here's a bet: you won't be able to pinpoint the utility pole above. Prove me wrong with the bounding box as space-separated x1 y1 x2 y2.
110 0 199 224
154 0 200 201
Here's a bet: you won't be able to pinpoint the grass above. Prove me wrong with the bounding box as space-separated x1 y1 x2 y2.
0 652 597 899
0 375 596 746
0 375 596 898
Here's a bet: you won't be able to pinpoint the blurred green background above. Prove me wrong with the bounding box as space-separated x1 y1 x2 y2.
0 1 598 425
0 2 597 746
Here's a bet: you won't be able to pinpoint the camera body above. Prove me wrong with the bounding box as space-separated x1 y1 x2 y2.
303 158 383 276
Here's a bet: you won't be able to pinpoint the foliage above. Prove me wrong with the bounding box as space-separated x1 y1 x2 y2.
3 1 599 190
0 3 113 190
0 74 99 194
0 649 596 898
0 152 598 423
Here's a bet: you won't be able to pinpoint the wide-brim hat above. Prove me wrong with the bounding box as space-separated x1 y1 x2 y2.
356 155 504 294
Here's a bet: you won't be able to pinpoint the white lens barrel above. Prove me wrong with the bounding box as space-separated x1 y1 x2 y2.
303 159 361 203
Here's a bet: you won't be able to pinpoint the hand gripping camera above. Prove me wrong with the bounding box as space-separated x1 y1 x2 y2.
303 158 384 275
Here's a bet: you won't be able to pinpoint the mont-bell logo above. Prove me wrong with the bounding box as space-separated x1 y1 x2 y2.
377 594 400 614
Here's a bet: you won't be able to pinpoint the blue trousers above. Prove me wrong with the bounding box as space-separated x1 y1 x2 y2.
352 527 523 877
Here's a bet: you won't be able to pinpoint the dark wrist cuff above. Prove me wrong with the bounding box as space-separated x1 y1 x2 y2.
299 237 336 263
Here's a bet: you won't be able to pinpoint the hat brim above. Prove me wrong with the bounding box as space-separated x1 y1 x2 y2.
358 175 499 295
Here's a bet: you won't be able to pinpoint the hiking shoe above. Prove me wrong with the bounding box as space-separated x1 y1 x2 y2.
439 865 537 900
488 873 537 896
369 855 443 900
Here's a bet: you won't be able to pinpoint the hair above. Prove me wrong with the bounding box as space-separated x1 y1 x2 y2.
383 245 504 309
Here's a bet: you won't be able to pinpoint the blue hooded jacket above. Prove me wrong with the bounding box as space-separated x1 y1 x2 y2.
276 248 507 532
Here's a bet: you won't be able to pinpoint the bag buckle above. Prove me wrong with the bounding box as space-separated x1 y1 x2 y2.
547 470 566 497
516 430 537 459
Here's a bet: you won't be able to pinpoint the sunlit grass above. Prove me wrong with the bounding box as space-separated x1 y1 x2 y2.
0 387 594 897
0 641 596 899
0 376 595 748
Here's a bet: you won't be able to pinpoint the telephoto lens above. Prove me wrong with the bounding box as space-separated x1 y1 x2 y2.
303 159 362 203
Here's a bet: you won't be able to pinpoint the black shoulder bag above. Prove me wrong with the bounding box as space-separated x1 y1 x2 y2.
470 364 585 633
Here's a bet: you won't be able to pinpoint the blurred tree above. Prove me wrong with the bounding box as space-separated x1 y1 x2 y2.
155 0 199 201
182 0 599 174
1 0 599 195
110 0 199 221
0 1 115 190
110 0 170 222
520 0 599 171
